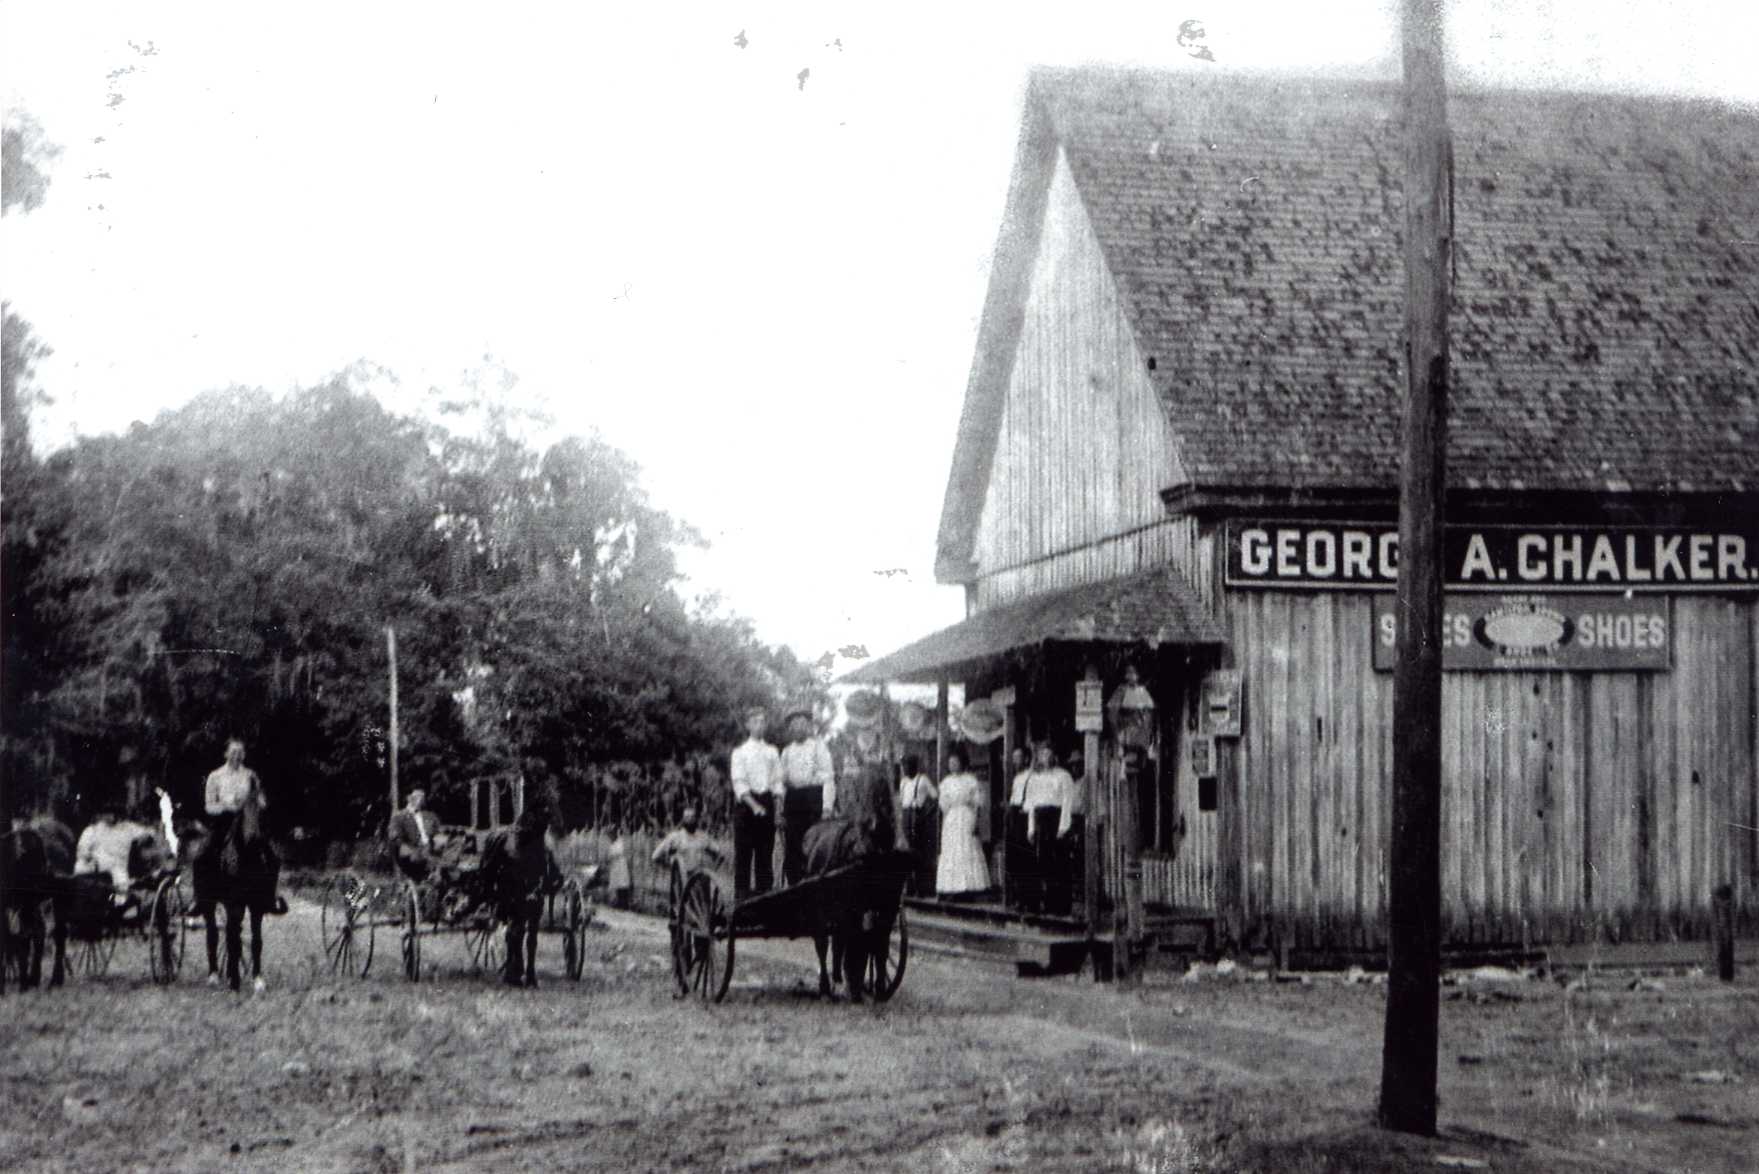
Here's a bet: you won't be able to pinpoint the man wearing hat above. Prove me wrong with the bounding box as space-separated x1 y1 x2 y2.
729 707 781 897
779 705 835 885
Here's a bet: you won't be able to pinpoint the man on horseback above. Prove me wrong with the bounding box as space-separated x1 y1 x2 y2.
195 738 284 989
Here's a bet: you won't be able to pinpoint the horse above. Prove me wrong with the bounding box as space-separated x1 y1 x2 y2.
803 763 898 1004
478 807 563 988
1 818 76 992
192 788 281 992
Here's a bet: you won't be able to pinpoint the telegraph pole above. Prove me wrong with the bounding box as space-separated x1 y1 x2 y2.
387 626 400 814
1379 0 1453 1136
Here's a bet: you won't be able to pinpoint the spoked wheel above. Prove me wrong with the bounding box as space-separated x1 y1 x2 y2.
147 874 188 984
321 873 377 979
668 864 691 996
680 872 734 1003
466 915 504 978
865 905 908 1003
561 882 586 982
401 883 422 982
76 931 117 979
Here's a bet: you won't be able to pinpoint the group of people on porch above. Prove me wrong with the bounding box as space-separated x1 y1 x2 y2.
726 703 1086 915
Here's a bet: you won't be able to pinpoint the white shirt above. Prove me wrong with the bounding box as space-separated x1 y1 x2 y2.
205 764 262 815
781 737 836 813
1015 768 1070 812
899 774 938 809
730 737 782 803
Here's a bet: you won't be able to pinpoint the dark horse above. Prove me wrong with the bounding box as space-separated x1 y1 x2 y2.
193 789 281 992
803 763 898 1004
1 818 76 992
479 807 563 987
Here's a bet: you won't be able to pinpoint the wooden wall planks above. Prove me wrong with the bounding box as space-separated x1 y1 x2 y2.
970 146 1187 593
1225 589 1757 950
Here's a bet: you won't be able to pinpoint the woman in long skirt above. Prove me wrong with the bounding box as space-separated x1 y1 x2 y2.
935 752 990 898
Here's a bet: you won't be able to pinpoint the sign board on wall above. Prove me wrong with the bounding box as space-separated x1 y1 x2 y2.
1371 593 1671 671
1074 680 1105 732
1189 734 1216 779
1224 520 1759 592
1199 670 1243 737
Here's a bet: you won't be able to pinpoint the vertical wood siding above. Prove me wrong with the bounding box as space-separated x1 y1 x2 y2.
970 146 1187 590
1227 590 1757 949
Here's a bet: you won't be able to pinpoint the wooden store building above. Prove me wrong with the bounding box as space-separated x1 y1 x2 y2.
849 66 1758 961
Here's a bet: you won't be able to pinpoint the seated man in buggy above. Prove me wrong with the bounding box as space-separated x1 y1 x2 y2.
388 788 480 920
72 798 178 914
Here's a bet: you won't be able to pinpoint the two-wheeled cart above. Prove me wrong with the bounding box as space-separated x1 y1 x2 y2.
667 849 910 1003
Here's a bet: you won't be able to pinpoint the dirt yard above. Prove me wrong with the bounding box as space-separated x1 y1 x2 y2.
1 890 1753 1173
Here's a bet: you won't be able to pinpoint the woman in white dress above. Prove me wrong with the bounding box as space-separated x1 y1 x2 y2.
935 752 991 898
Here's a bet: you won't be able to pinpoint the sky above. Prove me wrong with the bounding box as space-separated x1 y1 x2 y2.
3 1 1755 674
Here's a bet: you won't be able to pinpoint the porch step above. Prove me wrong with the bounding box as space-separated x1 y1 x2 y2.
905 907 1092 975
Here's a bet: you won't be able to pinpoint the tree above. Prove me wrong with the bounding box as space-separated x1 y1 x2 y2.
1 113 59 215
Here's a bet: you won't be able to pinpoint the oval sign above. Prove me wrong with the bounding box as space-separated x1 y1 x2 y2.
1476 605 1571 656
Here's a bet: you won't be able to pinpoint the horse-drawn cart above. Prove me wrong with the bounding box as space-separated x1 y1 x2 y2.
319 827 589 983
59 868 192 985
668 849 910 1004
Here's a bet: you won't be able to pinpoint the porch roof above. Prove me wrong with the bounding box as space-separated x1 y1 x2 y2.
841 565 1225 685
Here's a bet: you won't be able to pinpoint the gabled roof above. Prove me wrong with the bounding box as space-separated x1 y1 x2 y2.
937 66 1759 582
842 563 1223 685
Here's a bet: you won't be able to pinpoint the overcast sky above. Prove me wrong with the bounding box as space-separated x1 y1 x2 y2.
4 1 1754 672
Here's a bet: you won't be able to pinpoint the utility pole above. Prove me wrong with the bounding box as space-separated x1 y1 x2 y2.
387 626 400 814
1379 0 1453 1137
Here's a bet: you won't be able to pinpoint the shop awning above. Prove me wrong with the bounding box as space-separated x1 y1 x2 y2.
841 565 1226 685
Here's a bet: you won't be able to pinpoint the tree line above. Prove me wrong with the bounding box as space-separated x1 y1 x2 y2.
2 117 822 840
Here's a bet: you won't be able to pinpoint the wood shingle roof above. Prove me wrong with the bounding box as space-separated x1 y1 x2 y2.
1031 65 1759 497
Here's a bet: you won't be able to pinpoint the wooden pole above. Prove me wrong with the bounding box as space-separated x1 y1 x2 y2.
387 626 400 815
1712 883 1736 981
1083 725 1102 972
935 677 949 782
1379 0 1453 1138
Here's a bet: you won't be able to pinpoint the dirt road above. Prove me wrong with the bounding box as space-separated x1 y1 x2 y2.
1 895 1752 1172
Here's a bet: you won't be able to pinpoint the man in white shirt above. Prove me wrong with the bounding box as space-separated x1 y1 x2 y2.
779 707 835 885
897 754 938 896
729 707 781 897
197 738 264 882
1015 743 1072 915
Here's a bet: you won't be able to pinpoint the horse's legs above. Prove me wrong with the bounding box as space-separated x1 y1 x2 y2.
47 892 67 988
813 932 832 997
502 918 522 985
840 927 866 1004
224 900 244 991
201 900 221 977
249 906 265 980
21 904 44 990
522 913 538 988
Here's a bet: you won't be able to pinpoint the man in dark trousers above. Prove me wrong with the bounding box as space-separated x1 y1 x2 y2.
779 707 835 885
729 707 780 897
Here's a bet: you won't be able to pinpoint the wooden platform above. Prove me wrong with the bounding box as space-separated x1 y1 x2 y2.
903 895 1219 976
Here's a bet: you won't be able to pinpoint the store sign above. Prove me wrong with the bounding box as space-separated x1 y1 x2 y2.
1199 670 1243 737
1225 521 1759 592
1075 680 1105 732
1371 593 1671 671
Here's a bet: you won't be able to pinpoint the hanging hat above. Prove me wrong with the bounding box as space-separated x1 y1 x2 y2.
897 701 930 737
843 689 883 729
957 699 1005 744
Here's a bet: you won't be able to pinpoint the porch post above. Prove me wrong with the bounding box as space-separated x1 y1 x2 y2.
935 676 949 781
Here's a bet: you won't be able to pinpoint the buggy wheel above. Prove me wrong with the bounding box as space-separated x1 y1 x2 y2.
680 873 734 1003
561 882 586 982
867 905 908 1003
321 873 376 979
148 875 188 984
466 915 504 977
77 931 117 978
401 883 422 982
